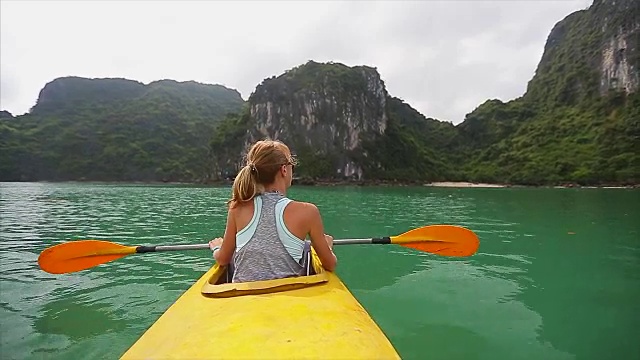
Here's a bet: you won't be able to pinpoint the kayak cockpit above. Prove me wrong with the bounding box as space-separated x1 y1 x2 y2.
201 259 329 298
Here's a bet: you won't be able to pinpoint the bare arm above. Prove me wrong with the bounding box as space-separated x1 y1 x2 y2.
212 208 236 266
306 203 337 271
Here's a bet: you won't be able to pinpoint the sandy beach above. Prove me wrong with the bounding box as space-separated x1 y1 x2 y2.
424 182 507 188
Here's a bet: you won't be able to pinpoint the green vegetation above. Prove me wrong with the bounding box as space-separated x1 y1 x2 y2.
0 78 244 182
357 97 460 182
209 106 252 180
462 91 639 185
1 0 638 186
455 0 640 186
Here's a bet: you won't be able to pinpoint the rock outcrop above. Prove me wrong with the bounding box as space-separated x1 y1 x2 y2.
525 0 639 105
599 23 639 95
246 61 389 179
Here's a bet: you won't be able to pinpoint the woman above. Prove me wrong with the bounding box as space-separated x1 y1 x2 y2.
208 139 337 283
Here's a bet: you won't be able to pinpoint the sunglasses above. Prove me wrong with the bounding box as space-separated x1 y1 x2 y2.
282 160 296 171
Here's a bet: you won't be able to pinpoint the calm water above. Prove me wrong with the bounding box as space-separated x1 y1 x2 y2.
0 182 638 360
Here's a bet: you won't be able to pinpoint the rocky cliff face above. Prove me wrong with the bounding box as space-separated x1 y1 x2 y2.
245 61 388 179
599 19 639 95
457 0 640 185
525 0 639 105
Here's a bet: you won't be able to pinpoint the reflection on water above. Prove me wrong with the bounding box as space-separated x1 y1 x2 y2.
35 299 128 339
356 260 573 360
1 183 638 359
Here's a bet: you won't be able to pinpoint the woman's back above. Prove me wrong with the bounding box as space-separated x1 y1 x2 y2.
209 139 337 281
231 192 306 282
232 191 316 241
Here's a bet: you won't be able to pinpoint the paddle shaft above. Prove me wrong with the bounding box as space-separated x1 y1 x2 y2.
136 238 392 253
38 225 478 274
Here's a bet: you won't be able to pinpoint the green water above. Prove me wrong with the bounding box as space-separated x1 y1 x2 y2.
1 182 638 359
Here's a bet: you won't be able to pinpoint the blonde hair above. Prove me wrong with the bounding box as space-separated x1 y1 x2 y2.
228 139 297 207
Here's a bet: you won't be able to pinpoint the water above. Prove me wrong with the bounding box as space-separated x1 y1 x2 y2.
1 182 638 359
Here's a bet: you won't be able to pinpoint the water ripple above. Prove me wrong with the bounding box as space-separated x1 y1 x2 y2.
2 183 639 360
0 182 227 359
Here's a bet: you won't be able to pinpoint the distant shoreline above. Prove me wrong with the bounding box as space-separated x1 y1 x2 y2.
424 182 636 189
290 179 638 189
1 180 637 189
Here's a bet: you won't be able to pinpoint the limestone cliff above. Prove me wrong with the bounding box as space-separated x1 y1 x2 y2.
245 61 388 179
600 24 639 95
459 0 639 185
524 0 639 106
1 77 245 182
593 0 639 95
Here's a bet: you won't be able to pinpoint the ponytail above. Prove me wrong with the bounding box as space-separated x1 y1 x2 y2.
227 139 294 207
228 164 263 207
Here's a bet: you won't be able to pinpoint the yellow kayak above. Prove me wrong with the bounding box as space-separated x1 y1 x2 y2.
120 252 400 359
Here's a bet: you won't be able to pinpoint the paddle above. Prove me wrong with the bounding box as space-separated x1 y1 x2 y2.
37 224 479 274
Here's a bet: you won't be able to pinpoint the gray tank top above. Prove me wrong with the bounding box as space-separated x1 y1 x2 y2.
232 192 305 283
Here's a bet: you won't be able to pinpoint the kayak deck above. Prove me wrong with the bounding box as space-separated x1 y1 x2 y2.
120 257 400 359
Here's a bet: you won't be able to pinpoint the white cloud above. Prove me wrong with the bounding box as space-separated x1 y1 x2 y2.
1 0 593 123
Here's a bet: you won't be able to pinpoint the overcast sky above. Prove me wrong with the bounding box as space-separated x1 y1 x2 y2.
1 0 592 124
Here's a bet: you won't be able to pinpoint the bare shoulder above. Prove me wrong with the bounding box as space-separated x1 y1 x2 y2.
227 202 241 215
230 198 253 212
288 200 320 216
229 199 254 225
227 205 237 217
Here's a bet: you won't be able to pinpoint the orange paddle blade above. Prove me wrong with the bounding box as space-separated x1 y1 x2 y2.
390 225 479 257
38 240 137 274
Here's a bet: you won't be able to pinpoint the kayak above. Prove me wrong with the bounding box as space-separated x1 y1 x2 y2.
120 251 400 359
